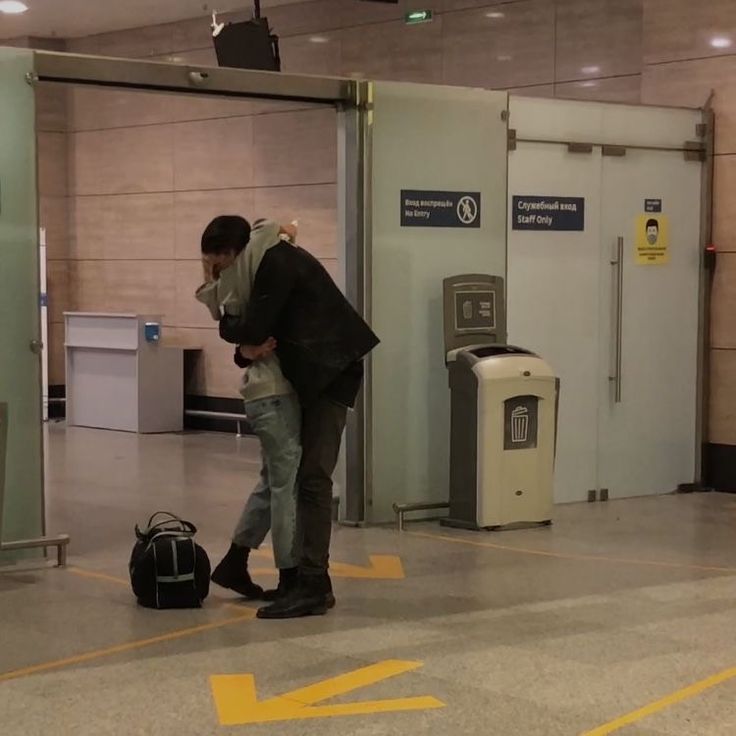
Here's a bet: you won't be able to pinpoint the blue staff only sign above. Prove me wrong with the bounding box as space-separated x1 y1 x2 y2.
401 190 481 228
512 195 585 231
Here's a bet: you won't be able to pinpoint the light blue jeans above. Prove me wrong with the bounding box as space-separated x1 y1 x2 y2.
232 394 302 570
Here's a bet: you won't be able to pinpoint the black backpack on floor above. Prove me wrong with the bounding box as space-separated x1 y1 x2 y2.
129 512 211 609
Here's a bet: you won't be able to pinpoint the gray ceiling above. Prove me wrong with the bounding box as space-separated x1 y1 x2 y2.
0 0 311 39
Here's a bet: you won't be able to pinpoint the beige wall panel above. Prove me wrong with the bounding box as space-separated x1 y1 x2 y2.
70 193 176 261
252 108 337 188
709 349 736 445
174 189 257 260
70 126 174 196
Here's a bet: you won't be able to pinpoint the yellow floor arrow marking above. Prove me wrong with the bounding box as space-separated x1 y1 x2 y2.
330 555 405 579
250 552 405 580
211 659 444 725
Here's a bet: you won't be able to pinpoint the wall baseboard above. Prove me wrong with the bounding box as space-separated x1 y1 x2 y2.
46 386 252 435
706 443 736 492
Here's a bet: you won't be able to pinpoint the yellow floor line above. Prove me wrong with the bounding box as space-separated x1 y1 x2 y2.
68 567 128 586
407 530 736 574
0 611 255 684
581 664 736 735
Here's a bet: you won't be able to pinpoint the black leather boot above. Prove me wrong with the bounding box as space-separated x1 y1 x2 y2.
262 567 299 602
211 544 264 600
257 573 335 619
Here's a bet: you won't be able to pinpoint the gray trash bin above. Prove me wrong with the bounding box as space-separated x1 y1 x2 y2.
441 274 558 531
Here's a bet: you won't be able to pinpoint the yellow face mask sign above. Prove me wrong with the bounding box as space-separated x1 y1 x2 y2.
636 214 669 265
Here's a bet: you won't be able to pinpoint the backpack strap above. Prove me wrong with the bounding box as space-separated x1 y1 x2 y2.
155 538 196 584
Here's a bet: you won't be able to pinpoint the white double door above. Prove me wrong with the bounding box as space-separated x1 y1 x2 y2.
508 142 702 503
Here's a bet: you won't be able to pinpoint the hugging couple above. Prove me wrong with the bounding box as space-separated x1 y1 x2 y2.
196 216 378 619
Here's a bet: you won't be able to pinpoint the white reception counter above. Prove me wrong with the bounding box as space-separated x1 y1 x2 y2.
64 313 184 433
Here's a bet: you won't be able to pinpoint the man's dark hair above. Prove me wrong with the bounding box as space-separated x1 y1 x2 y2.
646 218 659 230
201 216 251 255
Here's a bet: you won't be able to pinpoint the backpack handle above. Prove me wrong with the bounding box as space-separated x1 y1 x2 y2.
146 511 183 528
136 512 197 540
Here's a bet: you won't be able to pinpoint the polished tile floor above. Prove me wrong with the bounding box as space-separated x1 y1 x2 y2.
2 424 736 735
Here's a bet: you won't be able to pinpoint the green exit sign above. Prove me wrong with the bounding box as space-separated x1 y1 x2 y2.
405 9 433 24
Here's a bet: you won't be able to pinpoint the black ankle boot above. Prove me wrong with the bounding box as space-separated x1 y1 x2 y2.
211 544 264 600
262 567 298 602
257 573 336 619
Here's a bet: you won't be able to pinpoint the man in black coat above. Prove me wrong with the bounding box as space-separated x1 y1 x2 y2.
206 216 379 619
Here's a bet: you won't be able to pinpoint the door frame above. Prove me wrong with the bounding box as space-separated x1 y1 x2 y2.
3 48 372 546
31 49 356 104
696 105 716 489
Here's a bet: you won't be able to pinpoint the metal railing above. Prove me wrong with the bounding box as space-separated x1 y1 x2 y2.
184 409 250 438
0 402 69 567
392 501 449 532
45 403 252 438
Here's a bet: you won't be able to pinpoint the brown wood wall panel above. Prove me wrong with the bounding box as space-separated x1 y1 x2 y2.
643 0 736 65
642 57 736 156
173 189 258 261
70 193 176 261
253 184 338 260
442 2 555 90
555 75 642 104
170 327 243 398
555 0 643 81
70 126 175 196
173 117 255 191
711 253 736 351
175 260 218 331
714 156 736 253
40 196 70 261
46 260 73 325
48 322 66 385
72 260 177 324
37 132 68 198
36 82 69 134
710 348 736 445
252 108 337 188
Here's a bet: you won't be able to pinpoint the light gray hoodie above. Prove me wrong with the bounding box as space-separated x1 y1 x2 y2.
195 220 294 402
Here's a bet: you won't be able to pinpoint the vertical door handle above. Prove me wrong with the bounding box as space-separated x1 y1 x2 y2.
609 237 624 403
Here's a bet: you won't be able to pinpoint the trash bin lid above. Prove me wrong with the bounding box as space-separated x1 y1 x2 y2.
464 345 536 360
